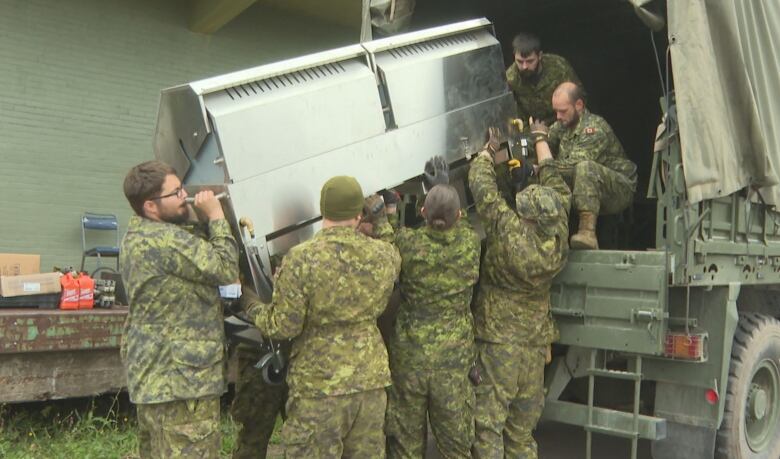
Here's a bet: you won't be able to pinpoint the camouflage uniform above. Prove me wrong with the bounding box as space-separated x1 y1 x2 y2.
248 225 401 458
230 343 288 459
468 154 571 459
377 219 481 459
119 216 239 459
506 54 581 126
547 109 637 215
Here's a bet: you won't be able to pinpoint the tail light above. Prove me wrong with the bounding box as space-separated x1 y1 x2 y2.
664 332 708 361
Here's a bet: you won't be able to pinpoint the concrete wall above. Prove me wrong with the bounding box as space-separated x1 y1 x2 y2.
0 0 354 272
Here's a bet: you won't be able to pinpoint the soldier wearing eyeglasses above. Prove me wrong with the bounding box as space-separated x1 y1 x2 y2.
120 160 239 458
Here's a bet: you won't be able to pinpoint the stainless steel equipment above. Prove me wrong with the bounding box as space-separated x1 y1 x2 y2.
153 18 515 298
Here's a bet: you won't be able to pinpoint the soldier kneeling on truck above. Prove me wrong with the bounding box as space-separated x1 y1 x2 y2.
530 81 638 250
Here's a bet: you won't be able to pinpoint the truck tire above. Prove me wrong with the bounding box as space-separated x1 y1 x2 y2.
716 313 780 459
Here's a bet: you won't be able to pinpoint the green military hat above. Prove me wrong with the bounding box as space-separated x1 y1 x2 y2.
516 185 565 233
320 176 364 221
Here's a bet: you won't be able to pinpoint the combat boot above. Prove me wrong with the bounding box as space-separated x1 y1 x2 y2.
571 211 599 250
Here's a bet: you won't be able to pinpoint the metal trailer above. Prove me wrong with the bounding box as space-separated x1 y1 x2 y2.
152 9 780 459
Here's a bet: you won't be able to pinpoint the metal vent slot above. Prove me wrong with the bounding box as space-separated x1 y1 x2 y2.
222 62 347 100
388 32 477 59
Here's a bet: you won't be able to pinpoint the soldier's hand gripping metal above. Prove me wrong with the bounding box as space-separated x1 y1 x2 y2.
378 189 401 212
365 194 387 220
529 117 550 145
484 126 502 155
477 127 502 164
358 194 388 237
423 156 450 192
238 286 287 385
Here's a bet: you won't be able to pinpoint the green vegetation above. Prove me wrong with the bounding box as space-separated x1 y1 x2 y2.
0 394 283 459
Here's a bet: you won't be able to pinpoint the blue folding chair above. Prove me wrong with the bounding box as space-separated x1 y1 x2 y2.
80 213 120 272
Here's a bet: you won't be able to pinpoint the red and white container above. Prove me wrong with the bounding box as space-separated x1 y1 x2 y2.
59 273 79 310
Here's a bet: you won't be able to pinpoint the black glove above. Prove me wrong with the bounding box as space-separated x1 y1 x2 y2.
378 189 400 207
423 156 449 192
508 158 535 193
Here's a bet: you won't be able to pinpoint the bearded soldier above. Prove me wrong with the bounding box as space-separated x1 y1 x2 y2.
120 160 239 458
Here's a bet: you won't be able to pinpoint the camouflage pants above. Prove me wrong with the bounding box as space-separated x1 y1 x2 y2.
230 345 288 459
281 388 387 458
136 396 220 459
567 160 634 215
472 341 545 459
386 368 475 459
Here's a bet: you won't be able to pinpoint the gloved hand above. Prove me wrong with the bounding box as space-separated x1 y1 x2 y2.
378 189 400 215
239 286 263 321
364 194 386 221
423 156 449 192
508 158 535 193
378 189 400 207
529 117 549 144
484 126 501 154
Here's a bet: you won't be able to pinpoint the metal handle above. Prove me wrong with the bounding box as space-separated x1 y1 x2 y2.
184 192 227 204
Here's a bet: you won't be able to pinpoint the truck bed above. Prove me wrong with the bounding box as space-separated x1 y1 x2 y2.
0 307 127 402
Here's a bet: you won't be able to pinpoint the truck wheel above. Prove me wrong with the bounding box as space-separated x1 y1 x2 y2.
716 313 780 459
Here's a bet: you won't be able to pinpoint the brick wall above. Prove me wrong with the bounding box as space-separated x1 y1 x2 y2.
0 0 353 272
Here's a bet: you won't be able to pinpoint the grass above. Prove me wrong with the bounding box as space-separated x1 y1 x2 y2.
0 393 279 459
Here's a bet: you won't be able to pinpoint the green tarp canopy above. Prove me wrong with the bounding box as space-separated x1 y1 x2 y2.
669 1 780 204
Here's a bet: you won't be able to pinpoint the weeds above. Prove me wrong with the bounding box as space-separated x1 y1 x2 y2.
0 393 245 459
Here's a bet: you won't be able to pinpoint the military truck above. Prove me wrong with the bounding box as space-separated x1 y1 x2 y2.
152 2 780 458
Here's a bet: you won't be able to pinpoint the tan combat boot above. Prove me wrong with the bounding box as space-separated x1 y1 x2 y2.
571 211 599 250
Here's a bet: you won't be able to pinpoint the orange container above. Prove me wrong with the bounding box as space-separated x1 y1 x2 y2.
59 273 79 310
77 274 94 309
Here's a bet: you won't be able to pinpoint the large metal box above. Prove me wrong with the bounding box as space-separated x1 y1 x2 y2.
153 18 515 295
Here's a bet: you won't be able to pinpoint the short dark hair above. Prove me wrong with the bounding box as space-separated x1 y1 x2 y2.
512 33 541 57
123 160 176 217
424 185 460 231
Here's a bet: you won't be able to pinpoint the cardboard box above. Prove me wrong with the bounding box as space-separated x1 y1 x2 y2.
0 253 40 276
0 272 61 297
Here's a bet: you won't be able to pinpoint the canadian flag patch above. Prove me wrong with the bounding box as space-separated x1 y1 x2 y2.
584 127 597 134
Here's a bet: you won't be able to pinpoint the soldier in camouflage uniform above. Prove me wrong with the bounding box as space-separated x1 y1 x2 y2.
533 81 637 249
119 160 239 459
505 32 581 126
229 343 287 459
372 181 481 459
242 175 401 458
469 129 571 459
231 255 288 459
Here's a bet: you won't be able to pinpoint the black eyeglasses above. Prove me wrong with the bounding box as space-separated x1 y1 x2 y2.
151 187 184 201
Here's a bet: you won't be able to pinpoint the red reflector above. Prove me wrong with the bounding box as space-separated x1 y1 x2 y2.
664 333 707 361
706 389 719 405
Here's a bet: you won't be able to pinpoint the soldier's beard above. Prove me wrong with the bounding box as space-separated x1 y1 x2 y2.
160 205 190 225
563 112 580 129
519 67 540 79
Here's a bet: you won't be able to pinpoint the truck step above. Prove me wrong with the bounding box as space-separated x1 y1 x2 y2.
585 424 640 439
587 368 642 381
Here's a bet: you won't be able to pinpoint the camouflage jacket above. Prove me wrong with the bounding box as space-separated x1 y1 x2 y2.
468 155 571 345
548 109 638 189
250 226 401 398
376 218 481 371
119 216 239 404
506 53 581 126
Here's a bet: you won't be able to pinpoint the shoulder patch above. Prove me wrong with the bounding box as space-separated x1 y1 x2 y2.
584 127 597 135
